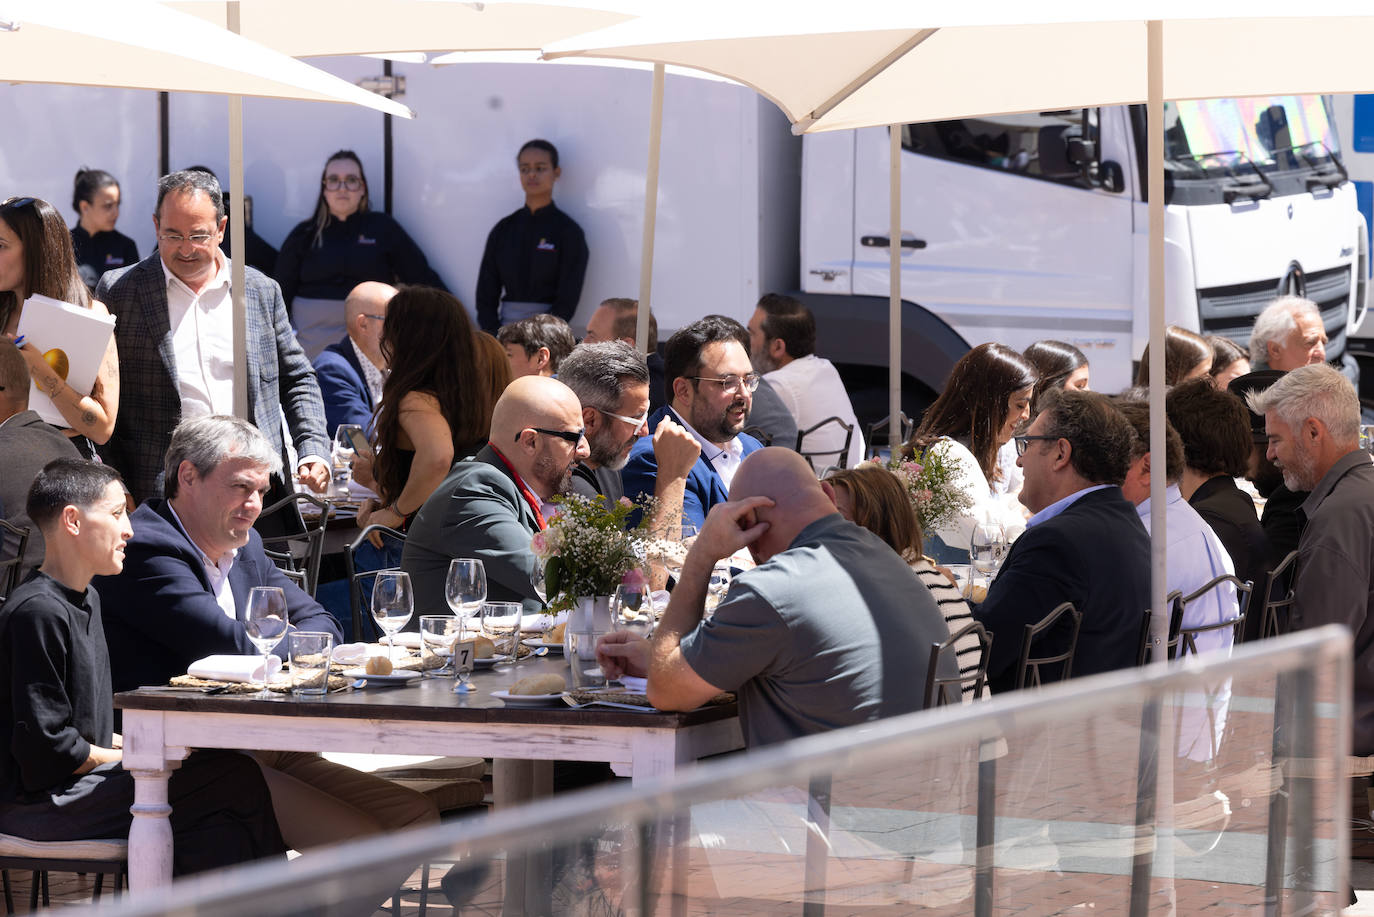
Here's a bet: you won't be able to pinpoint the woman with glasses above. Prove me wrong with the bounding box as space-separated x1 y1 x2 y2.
355 286 489 537
69 168 138 293
275 150 445 359
904 342 1037 563
0 196 119 455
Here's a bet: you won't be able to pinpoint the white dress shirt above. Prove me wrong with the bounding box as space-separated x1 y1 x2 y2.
349 336 386 407
764 354 865 469
676 411 745 490
162 254 234 418
167 501 239 622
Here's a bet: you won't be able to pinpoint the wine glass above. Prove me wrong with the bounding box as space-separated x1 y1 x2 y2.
612 580 656 638
244 586 288 698
331 424 362 499
969 522 1006 594
661 522 698 584
372 571 414 665
443 559 486 673
530 560 548 607
703 563 732 620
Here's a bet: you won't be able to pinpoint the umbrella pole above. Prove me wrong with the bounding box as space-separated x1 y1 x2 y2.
636 63 665 354
227 1 249 422
889 125 901 454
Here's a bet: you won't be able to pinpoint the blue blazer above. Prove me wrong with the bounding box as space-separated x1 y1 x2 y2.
620 406 764 529
313 336 376 437
94 500 342 693
974 486 1150 692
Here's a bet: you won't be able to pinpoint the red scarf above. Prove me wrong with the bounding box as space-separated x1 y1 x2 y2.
487 444 548 531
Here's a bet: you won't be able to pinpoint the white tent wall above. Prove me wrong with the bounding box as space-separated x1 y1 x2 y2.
0 84 161 250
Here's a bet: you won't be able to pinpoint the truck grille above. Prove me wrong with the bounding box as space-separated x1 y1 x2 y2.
1197 264 1349 359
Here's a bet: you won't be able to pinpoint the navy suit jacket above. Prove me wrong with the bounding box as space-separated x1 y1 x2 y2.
620 406 764 529
313 336 376 437
974 486 1150 692
94 500 341 692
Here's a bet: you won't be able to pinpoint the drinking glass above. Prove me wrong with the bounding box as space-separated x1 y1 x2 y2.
969 522 1007 593
244 586 289 698
480 601 523 664
372 571 414 665
612 581 656 638
661 522 698 584
288 631 333 695
332 424 362 499
442 559 486 674
530 561 549 607
419 615 459 679
567 629 608 689
703 563 732 620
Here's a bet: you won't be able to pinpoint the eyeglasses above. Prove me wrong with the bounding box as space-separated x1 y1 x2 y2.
324 177 364 191
518 427 586 445
157 230 217 247
363 313 385 322
597 407 649 429
1013 434 1061 456
691 372 761 395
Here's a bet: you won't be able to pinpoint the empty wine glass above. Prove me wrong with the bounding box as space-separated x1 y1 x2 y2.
612 580 655 638
480 602 523 665
244 586 288 698
970 522 1007 594
661 522 698 584
530 560 549 607
372 571 414 665
704 563 732 620
443 559 485 673
332 424 362 499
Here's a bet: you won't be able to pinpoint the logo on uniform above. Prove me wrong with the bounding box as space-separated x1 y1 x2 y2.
104 255 124 266
537 238 556 251
358 235 377 245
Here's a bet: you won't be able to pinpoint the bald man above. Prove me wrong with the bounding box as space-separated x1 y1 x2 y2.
401 375 590 617
312 281 397 436
599 448 954 747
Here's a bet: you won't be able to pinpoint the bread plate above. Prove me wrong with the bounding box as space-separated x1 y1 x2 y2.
491 689 567 706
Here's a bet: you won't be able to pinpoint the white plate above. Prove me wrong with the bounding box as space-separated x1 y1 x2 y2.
491 689 566 706
522 639 564 654
343 669 422 685
472 654 511 668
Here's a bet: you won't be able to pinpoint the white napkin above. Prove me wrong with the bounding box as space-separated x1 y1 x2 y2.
523 610 569 633
619 676 648 693
381 633 422 649
332 643 390 665
188 654 282 684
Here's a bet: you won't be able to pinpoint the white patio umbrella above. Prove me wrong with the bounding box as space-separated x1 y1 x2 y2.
547 2 1374 653
1 0 415 426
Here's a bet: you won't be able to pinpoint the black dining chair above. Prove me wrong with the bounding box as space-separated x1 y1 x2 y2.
1255 550 1298 641
0 520 30 606
740 425 773 446
865 412 914 456
1138 591 1182 665
795 416 855 474
256 492 333 597
1172 574 1252 659
347 525 407 643
1014 602 1081 689
924 621 993 708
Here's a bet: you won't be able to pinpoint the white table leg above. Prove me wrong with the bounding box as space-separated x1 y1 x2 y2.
121 711 187 893
494 759 553 917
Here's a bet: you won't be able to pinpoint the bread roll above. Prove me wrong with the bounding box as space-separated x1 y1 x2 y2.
510 673 566 695
547 621 566 643
472 634 496 658
964 583 988 604
365 655 393 676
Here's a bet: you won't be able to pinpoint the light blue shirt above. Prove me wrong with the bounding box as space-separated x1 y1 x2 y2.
1135 484 1237 654
1026 484 1113 528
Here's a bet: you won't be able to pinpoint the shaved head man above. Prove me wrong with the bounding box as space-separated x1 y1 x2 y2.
314 281 396 436
599 447 953 747
403 375 589 617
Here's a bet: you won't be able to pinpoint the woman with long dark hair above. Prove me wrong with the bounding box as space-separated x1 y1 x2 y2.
1135 325 1212 386
0 196 119 453
69 168 139 291
357 286 487 535
275 150 445 359
1206 334 1250 388
1022 339 1090 414
905 342 1036 561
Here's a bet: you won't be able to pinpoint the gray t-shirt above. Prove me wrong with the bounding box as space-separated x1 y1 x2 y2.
680 513 953 747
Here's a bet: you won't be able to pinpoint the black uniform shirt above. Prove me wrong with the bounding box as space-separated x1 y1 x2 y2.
71 226 139 291
275 210 445 311
0 571 113 802
475 202 589 333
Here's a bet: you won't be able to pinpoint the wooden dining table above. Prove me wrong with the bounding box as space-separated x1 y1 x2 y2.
115 654 743 898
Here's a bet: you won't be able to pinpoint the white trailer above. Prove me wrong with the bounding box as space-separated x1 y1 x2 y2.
1 62 1362 425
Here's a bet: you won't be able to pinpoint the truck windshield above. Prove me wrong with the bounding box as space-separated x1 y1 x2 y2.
1163 95 1340 176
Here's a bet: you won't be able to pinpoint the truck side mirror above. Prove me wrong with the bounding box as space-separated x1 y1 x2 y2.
1067 138 1096 166
1098 161 1125 194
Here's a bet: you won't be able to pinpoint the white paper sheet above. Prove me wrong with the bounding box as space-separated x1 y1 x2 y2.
15 294 115 427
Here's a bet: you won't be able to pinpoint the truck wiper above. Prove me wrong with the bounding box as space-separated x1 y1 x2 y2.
1191 150 1274 203
1279 141 1348 191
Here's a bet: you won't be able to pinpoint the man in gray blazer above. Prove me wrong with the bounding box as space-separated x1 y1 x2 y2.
403 375 589 618
95 170 329 503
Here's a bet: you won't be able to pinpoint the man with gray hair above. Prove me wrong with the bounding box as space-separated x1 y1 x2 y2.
96 169 330 503
95 415 437 853
1247 363 1374 753
1248 295 1327 372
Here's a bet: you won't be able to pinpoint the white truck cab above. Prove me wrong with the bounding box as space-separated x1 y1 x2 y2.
801 96 1364 420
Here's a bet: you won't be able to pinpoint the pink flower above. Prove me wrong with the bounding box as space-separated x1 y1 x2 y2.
530 531 549 555
618 496 634 508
